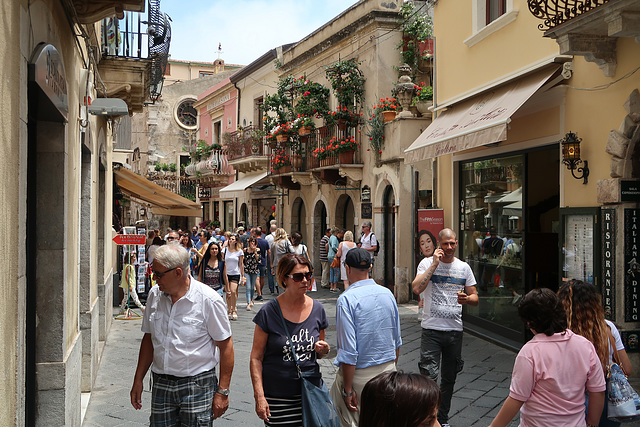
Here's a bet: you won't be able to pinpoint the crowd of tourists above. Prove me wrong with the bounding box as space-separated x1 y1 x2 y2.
125 223 631 427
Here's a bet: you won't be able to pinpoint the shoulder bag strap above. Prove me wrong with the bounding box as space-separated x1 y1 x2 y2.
607 327 626 376
274 300 302 377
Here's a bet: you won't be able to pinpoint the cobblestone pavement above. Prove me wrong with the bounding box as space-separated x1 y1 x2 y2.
84 285 554 427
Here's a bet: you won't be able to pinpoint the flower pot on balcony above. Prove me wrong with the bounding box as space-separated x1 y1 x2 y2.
337 119 347 131
268 141 277 149
415 101 433 116
279 165 291 174
338 150 355 164
276 134 288 143
298 126 312 136
382 111 396 123
292 154 303 170
308 158 319 169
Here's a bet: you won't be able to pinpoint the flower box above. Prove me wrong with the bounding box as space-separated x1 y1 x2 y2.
276 134 288 143
338 150 355 164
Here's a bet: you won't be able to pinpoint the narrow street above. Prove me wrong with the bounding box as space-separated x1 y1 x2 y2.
82 285 523 427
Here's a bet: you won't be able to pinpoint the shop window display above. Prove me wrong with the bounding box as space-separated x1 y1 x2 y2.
460 155 524 333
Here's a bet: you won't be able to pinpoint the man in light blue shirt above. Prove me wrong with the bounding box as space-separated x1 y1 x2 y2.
330 248 402 427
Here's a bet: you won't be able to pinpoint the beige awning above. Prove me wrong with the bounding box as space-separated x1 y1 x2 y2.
219 172 269 199
114 166 201 217
404 67 559 164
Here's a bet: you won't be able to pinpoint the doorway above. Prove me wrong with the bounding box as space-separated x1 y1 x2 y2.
383 185 396 291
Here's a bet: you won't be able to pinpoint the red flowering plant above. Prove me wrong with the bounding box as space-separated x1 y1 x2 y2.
375 97 401 112
412 82 433 105
269 122 295 139
327 106 364 127
292 114 316 132
328 136 359 154
270 148 291 172
312 146 331 160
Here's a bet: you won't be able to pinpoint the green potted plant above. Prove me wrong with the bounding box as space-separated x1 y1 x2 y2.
325 59 366 128
328 136 359 164
412 82 433 116
374 97 401 122
397 2 433 77
292 115 316 136
270 148 291 174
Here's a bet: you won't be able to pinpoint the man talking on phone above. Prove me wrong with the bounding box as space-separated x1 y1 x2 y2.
412 228 478 427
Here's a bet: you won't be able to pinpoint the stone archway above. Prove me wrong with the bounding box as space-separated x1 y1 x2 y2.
291 197 308 241
312 200 328 272
335 194 356 236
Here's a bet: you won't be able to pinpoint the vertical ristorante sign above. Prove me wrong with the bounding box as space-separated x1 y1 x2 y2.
601 209 616 320
625 208 640 322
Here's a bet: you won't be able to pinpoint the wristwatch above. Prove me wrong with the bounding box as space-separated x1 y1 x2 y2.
216 388 230 396
341 388 354 398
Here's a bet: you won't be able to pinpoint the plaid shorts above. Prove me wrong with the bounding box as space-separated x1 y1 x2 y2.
151 369 217 426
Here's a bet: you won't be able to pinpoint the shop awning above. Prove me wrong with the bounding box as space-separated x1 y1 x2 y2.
404 66 559 164
219 171 269 199
114 166 201 217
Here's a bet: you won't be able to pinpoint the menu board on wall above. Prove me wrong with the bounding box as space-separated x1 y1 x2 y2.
563 214 595 284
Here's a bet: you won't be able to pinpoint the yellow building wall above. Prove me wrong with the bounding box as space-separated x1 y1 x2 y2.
434 0 559 103
564 37 640 207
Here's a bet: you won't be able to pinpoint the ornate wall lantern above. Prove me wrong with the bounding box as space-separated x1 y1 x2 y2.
561 131 589 184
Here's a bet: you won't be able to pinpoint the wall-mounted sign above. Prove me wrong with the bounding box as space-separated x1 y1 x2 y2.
361 203 372 219
621 330 640 353
601 208 616 320
621 180 640 202
361 185 371 202
418 209 445 239
625 208 640 322
198 186 211 200
31 44 68 120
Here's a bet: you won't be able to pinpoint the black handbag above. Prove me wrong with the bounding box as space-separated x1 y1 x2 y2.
274 301 340 427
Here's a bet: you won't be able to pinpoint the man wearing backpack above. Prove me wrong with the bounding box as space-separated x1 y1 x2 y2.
360 221 378 276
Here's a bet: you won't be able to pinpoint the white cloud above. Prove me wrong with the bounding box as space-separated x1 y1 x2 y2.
163 0 354 65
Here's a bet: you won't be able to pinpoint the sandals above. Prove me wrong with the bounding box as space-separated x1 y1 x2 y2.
232 312 238 320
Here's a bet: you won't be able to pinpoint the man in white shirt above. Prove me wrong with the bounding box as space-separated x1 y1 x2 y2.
130 245 235 425
360 221 377 277
412 228 478 427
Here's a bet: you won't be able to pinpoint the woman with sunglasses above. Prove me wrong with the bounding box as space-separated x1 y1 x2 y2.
224 234 244 320
250 254 330 426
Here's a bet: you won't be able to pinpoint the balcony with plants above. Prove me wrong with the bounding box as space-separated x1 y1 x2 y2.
184 139 232 186
225 125 269 173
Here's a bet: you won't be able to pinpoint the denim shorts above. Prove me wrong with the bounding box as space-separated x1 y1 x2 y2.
258 265 266 277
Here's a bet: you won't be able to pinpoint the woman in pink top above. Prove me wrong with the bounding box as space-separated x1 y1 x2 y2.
489 288 606 427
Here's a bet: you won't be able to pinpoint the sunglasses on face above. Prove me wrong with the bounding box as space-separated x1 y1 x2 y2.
153 266 177 278
286 272 313 282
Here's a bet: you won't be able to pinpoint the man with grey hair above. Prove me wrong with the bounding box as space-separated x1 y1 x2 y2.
360 221 377 276
412 228 478 427
130 244 234 425
165 229 180 245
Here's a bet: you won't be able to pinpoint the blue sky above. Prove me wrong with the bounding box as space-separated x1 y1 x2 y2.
162 0 357 65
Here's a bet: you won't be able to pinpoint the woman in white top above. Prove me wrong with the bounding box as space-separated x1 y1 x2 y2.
336 230 357 290
558 279 632 427
290 232 310 260
224 234 244 321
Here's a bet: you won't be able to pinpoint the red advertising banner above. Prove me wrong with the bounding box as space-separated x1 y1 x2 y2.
417 209 445 241
113 234 146 245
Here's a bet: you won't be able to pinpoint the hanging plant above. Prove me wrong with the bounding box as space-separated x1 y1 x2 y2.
397 2 433 76
325 59 366 122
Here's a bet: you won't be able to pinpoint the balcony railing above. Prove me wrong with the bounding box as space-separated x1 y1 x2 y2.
185 150 230 176
269 124 363 176
528 0 611 31
226 126 269 161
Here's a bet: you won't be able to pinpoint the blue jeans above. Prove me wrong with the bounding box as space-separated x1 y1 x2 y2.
329 257 340 283
419 329 463 425
245 273 257 303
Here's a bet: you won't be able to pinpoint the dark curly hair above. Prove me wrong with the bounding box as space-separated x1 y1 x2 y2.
359 371 441 427
557 279 609 372
518 288 567 336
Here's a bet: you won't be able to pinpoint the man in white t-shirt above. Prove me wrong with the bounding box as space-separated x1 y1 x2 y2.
412 228 478 427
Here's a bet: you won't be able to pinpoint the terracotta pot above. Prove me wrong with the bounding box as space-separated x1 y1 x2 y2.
382 110 396 123
337 119 347 131
338 150 355 164
276 134 288 143
292 154 303 169
298 126 312 136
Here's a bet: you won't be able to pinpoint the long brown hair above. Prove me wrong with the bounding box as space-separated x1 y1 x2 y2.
557 279 609 372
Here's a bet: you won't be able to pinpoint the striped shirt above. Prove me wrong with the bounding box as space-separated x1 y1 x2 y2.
319 235 330 262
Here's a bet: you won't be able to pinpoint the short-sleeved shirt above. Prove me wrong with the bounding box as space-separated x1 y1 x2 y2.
328 235 339 259
256 237 270 266
243 249 260 275
319 235 330 262
253 299 328 397
417 257 477 331
335 279 402 369
239 233 250 249
510 330 606 426
141 278 232 377
360 232 377 259
606 319 625 365
224 248 243 275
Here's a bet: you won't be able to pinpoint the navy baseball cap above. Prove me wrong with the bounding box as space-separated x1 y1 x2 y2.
345 248 372 269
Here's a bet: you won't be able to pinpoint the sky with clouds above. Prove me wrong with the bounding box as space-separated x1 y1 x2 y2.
161 0 358 65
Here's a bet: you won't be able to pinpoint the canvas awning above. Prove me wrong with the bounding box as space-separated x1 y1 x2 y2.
404 66 559 164
114 166 201 217
219 171 269 199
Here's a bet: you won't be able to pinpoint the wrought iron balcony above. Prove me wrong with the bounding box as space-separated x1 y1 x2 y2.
268 124 363 188
226 126 270 173
528 0 611 32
